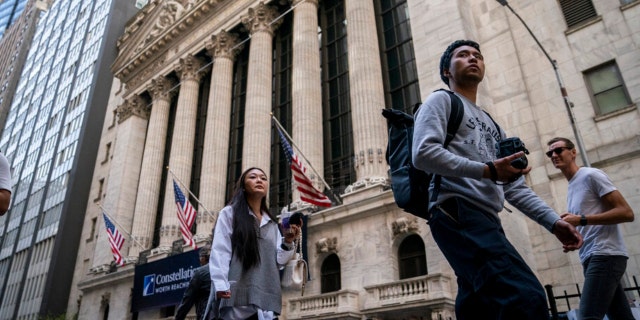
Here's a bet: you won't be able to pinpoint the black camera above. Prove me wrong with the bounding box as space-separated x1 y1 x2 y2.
496 137 530 169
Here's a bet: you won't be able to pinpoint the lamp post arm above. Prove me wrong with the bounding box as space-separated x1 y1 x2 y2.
499 1 591 166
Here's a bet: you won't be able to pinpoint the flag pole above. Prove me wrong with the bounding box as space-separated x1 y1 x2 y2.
166 166 217 219
97 202 147 250
271 114 342 205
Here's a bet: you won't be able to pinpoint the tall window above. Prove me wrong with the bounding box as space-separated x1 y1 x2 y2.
321 254 341 293
270 13 293 214
225 45 250 199
559 0 597 29
320 0 355 195
583 61 631 116
376 0 421 114
398 234 427 279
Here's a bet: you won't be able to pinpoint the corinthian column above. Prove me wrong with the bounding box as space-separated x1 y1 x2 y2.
289 0 324 208
344 0 388 191
159 55 207 250
95 95 149 266
241 2 282 173
198 31 244 238
129 76 176 257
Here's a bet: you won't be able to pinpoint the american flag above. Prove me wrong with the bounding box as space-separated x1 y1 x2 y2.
276 125 332 207
173 180 197 249
102 212 125 266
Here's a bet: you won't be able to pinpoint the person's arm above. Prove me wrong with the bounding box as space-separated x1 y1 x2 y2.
562 190 634 226
0 154 11 215
505 180 582 252
276 224 298 265
210 207 233 298
0 189 10 215
174 273 201 320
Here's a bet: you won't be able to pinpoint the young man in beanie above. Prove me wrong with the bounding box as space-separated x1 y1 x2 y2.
411 39 583 319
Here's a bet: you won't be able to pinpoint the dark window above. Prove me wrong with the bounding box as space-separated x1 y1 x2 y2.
398 234 427 279
376 0 421 114
559 0 597 29
320 0 355 196
270 14 293 214
226 46 250 199
583 61 631 116
321 253 341 293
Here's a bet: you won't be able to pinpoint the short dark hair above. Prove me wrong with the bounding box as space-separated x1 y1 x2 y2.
547 137 575 149
439 40 481 86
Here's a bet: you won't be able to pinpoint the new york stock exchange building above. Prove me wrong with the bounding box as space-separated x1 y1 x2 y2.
67 0 640 319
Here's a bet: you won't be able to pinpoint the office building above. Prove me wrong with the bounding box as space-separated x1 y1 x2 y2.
0 0 136 318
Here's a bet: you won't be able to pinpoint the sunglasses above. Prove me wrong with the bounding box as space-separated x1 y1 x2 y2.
546 147 571 158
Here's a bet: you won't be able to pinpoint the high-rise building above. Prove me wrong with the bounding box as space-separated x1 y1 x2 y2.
0 0 136 318
70 0 640 319
0 0 49 134
0 0 29 40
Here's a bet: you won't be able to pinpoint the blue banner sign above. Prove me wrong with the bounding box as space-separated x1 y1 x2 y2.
131 249 201 312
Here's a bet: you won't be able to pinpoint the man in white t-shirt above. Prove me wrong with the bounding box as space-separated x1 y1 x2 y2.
0 152 11 215
547 137 635 320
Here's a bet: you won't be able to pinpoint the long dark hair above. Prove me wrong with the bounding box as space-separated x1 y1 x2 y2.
228 167 277 271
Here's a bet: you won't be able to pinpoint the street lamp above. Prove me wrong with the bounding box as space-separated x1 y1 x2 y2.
496 0 590 167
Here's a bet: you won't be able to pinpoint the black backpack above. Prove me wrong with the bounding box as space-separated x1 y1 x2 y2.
382 89 464 219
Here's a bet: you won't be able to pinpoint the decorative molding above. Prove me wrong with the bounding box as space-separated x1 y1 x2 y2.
391 217 418 237
115 95 150 124
241 2 281 36
147 75 177 102
315 237 338 254
175 54 208 81
205 30 243 60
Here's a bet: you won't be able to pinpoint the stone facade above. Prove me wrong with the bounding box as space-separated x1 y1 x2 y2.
67 0 640 319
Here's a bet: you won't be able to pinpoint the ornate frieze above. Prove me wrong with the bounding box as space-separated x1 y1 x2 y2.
115 95 150 124
391 217 419 237
316 237 338 254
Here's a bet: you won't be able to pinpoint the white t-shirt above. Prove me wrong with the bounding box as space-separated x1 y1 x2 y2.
567 167 627 263
0 153 11 193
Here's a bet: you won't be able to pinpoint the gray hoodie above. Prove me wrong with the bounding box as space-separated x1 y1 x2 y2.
412 90 559 231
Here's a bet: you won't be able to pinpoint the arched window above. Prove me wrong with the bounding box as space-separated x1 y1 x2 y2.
398 234 427 279
321 253 341 293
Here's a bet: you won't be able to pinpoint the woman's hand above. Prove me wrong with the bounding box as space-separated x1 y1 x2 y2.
216 290 231 299
283 224 301 244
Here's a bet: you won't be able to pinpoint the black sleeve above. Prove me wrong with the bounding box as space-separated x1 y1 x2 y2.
174 273 201 320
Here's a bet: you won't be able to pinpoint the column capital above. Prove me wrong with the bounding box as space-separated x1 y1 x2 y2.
241 2 281 36
175 54 208 82
147 76 177 102
291 0 317 6
115 95 149 124
205 30 244 60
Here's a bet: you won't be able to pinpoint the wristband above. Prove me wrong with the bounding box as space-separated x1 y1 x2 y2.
580 214 587 226
485 161 498 183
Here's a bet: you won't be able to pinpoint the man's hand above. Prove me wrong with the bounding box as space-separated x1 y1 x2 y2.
485 151 531 183
216 290 231 299
552 219 583 252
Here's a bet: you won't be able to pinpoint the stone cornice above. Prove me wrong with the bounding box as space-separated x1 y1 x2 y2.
113 0 224 84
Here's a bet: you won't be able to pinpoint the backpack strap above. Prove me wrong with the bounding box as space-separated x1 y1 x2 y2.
430 89 464 202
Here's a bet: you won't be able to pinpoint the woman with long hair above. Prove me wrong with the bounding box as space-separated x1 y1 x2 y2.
209 167 299 320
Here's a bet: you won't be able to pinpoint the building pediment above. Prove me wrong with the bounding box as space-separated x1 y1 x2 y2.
111 0 222 85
